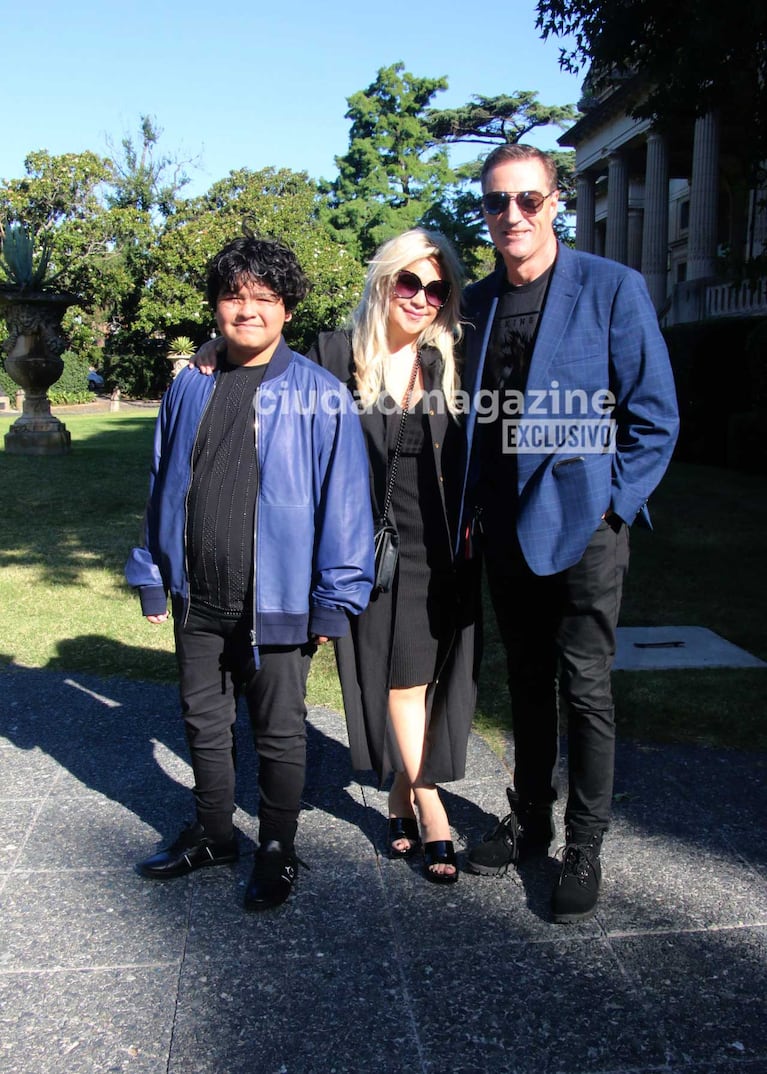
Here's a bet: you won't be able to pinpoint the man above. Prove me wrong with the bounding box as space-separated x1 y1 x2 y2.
126 235 373 911
461 145 679 922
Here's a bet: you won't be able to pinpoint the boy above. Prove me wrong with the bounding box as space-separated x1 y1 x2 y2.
126 235 373 910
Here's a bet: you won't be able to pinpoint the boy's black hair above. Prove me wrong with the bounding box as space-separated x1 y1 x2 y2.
206 233 311 313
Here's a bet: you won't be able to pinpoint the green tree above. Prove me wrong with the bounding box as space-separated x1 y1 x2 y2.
105 114 195 215
0 149 131 390
100 117 201 394
0 149 113 299
427 91 577 152
322 63 455 261
135 167 366 357
536 0 767 179
0 148 108 228
0 119 199 397
425 92 578 272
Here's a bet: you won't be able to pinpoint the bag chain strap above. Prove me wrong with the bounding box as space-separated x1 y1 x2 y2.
380 351 421 524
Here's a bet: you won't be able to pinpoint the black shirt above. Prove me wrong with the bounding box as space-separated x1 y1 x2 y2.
186 358 268 617
477 265 553 546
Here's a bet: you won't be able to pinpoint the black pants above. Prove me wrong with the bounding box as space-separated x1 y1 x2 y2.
485 520 629 838
173 604 313 849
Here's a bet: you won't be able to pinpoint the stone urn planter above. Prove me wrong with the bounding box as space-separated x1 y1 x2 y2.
166 335 195 379
0 288 78 455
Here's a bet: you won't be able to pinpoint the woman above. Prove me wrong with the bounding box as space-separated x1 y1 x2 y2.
307 229 478 884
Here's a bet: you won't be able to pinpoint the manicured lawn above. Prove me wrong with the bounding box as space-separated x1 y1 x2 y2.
1 407 765 751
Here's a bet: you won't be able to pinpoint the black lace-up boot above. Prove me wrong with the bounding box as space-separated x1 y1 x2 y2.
467 788 555 875
551 828 602 923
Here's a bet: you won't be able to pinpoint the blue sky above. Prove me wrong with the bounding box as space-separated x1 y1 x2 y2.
1 0 584 197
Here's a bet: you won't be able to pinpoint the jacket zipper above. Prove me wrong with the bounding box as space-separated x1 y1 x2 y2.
181 377 217 627
250 385 261 663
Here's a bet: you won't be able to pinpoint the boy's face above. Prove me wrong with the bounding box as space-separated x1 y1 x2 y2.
215 276 291 366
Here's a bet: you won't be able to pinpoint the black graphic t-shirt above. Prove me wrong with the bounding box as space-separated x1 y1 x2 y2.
477 265 553 547
483 265 553 396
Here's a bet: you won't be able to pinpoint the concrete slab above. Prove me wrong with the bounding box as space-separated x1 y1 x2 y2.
0 967 178 1074
168 947 410 1074
1 871 190 970
1 663 766 1074
404 940 672 1074
614 625 767 670
611 929 767 1070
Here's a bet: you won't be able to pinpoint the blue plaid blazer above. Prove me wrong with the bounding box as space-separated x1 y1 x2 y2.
460 243 680 576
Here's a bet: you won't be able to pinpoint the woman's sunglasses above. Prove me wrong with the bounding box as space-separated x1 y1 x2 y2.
392 270 451 310
481 190 557 216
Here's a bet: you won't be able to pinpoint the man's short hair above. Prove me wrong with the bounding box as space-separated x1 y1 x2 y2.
206 234 310 312
480 144 559 193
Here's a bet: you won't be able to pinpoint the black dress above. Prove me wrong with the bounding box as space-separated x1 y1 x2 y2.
388 397 454 687
306 330 480 785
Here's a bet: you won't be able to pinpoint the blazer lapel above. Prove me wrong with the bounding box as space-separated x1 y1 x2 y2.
527 245 583 388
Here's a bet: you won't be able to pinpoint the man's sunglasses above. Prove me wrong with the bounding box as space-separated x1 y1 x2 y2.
392 270 451 310
481 190 557 216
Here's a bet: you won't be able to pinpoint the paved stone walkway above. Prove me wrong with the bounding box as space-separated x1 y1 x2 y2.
1 664 765 1073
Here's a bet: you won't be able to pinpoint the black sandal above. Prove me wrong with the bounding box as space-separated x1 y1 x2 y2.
423 840 459 884
387 817 421 859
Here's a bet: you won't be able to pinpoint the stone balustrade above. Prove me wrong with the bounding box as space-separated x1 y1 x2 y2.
706 278 767 318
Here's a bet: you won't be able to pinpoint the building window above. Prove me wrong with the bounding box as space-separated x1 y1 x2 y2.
676 262 687 283
679 200 690 233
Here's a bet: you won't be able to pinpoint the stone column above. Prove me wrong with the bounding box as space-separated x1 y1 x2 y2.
575 172 596 253
605 152 629 264
641 131 670 309
748 181 767 259
687 111 720 280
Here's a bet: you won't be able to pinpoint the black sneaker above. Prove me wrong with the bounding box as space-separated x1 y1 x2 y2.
136 822 238 880
467 789 554 876
551 830 602 923
244 840 299 912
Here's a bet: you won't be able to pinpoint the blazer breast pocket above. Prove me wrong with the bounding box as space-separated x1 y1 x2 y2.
552 454 586 473
548 347 606 371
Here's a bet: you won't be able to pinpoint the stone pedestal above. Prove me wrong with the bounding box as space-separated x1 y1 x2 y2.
0 290 76 456
3 403 71 453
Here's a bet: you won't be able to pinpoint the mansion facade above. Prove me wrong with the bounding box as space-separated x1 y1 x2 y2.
559 75 767 326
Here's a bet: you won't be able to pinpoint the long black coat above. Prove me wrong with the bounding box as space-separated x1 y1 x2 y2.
306 330 480 784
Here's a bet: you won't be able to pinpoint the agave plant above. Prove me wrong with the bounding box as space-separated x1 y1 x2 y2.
0 221 60 292
167 334 196 357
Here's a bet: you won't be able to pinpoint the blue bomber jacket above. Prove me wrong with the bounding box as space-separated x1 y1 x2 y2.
125 339 374 645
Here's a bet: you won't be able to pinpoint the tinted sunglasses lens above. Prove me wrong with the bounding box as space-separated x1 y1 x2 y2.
482 192 508 215
424 281 450 308
519 191 545 213
482 191 547 215
393 271 420 299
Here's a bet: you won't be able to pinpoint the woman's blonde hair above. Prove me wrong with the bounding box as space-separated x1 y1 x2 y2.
350 228 464 415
